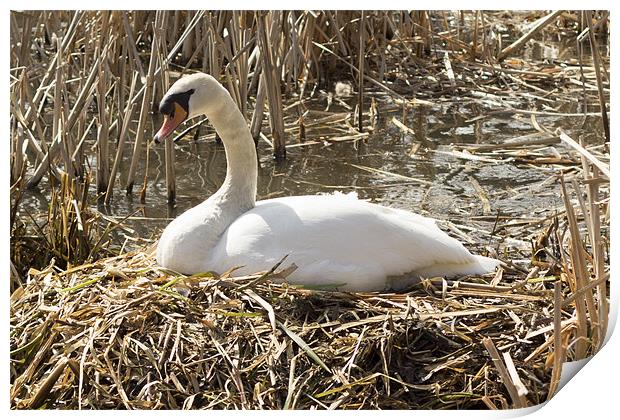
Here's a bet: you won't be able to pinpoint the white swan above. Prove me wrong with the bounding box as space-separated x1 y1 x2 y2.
154 73 498 292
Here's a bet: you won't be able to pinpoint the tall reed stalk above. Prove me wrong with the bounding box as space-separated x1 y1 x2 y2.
257 12 286 160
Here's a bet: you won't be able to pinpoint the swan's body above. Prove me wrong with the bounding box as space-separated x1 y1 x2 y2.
155 73 498 292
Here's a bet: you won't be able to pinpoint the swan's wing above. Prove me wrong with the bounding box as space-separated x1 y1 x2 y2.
204 195 496 290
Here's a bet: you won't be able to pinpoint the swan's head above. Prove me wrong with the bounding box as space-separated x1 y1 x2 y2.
154 73 224 143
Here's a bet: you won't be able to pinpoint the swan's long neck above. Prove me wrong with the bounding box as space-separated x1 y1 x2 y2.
156 76 259 274
203 86 257 213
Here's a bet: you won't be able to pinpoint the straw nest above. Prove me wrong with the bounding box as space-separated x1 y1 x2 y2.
11 248 565 410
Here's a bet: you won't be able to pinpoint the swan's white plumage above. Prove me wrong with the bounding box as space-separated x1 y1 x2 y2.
156 73 499 291
203 195 497 291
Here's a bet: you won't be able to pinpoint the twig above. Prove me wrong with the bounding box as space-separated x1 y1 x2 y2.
497 11 563 60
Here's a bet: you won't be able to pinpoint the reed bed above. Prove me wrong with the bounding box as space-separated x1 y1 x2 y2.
10 10 610 410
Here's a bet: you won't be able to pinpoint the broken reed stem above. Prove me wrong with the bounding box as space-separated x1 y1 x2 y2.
482 337 528 408
546 280 564 399
164 139 176 203
28 357 69 409
585 166 608 343
559 175 597 359
558 130 609 178
497 11 563 61
250 71 266 142
572 157 608 348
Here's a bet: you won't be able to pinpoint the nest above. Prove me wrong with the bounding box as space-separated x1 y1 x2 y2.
11 250 563 409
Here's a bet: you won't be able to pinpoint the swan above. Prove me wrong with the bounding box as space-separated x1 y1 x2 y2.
154 73 498 292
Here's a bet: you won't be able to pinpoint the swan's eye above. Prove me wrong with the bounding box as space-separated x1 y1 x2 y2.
159 97 175 116
158 89 195 117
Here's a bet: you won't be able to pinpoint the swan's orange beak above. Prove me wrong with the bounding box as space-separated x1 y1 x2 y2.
154 102 188 144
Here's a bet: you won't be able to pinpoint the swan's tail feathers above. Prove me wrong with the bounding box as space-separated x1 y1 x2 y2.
416 255 500 279
473 255 500 274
